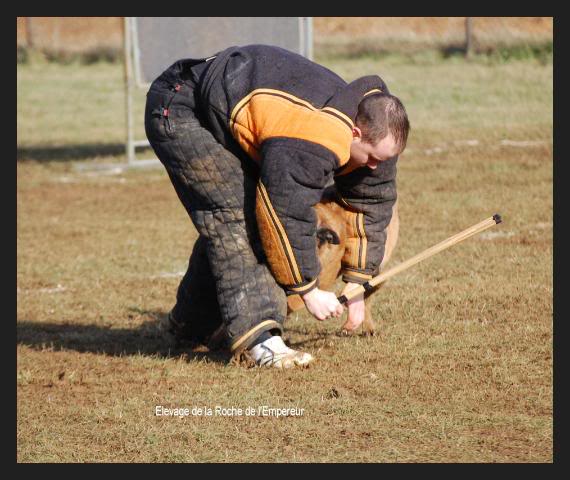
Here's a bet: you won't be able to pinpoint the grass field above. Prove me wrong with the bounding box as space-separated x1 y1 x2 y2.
17 51 553 462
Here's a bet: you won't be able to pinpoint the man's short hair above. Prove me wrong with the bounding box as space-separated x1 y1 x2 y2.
355 93 410 151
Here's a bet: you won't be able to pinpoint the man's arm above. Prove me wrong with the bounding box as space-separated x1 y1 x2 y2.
334 155 398 284
255 137 336 295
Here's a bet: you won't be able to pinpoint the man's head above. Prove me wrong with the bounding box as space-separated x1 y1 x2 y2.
349 93 410 170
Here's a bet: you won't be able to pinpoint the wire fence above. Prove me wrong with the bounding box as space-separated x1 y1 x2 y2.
17 17 553 61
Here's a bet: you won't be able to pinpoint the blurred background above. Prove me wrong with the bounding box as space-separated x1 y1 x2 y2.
17 17 553 60
16 17 553 165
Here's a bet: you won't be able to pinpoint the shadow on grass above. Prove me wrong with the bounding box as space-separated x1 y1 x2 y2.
18 308 365 365
17 143 134 162
17 315 232 365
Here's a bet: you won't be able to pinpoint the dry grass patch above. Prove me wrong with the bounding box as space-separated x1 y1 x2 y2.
17 55 552 462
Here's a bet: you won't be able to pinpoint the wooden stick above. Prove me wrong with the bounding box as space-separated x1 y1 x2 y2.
338 214 502 304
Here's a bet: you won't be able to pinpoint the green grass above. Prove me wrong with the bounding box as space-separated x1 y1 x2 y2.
17 55 552 462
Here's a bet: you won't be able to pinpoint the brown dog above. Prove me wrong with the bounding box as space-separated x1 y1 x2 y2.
287 188 399 335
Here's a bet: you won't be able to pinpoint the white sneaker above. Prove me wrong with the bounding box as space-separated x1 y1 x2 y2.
248 336 314 369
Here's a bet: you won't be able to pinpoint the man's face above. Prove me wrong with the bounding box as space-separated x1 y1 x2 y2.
349 128 401 170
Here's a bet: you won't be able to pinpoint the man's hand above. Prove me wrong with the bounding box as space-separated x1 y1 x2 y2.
302 287 344 321
341 282 366 332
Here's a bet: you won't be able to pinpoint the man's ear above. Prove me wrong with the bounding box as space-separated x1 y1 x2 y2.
352 126 362 140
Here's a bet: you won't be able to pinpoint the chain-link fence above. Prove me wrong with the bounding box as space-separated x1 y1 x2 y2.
17 17 553 62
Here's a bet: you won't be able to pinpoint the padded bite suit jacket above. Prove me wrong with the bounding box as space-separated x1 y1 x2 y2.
195 45 398 294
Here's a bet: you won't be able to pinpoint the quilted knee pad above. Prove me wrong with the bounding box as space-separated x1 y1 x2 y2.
191 207 287 348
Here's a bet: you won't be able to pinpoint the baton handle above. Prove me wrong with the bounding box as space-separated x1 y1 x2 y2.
338 214 502 305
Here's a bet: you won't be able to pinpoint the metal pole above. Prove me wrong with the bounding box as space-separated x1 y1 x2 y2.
465 17 473 59
304 17 313 60
123 17 135 164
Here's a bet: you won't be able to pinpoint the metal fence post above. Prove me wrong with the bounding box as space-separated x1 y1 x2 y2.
301 17 313 60
123 17 135 164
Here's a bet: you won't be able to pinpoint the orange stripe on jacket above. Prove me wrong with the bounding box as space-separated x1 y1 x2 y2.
230 89 353 166
255 181 303 286
342 210 368 272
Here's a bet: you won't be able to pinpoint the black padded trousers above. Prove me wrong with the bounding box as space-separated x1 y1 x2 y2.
144 60 287 353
